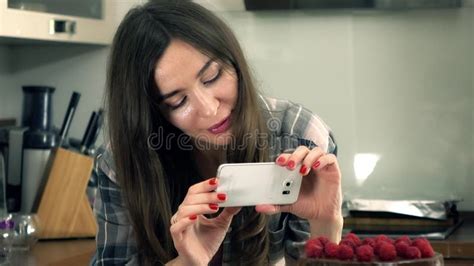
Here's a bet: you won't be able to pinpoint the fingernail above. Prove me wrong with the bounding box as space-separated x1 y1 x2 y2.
277 156 286 165
312 161 320 169
189 215 197 220
217 193 227 201
209 203 219 210
209 178 217 185
287 160 295 169
299 165 307 175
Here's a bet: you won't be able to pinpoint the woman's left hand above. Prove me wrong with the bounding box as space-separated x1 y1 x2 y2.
255 146 342 223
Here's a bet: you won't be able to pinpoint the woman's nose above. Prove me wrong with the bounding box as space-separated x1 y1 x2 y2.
193 88 219 117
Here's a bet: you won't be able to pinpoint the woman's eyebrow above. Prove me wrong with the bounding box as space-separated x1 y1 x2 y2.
196 59 213 78
159 60 214 102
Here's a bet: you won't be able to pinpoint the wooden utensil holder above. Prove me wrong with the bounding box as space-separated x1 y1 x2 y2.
36 147 97 239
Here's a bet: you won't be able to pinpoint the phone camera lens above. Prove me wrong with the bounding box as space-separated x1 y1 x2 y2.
282 179 293 189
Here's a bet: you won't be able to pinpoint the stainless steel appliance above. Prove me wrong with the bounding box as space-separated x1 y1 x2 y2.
0 127 27 212
20 86 57 213
1 87 84 214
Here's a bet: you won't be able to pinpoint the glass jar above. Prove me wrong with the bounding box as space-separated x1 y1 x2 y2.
9 214 39 252
0 215 14 265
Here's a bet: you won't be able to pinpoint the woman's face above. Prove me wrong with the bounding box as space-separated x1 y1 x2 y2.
155 39 238 147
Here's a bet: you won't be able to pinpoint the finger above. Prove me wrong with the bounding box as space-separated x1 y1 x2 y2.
216 207 242 221
300 147 325 176
182 191 228 205
186 177 219 195
170 214 198 242
255 204 291 215
275 153 291 166
286 146 310 170
313 153 338 170
313 153 341 183
176 203 220 220
205 207 241 230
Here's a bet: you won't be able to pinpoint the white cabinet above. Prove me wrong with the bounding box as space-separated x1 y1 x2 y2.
0 0 117 45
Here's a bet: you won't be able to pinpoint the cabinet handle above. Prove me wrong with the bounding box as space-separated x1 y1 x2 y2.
49 19 76 35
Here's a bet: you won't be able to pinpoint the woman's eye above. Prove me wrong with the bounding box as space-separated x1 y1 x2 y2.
169 96 187 110
203 68 222 85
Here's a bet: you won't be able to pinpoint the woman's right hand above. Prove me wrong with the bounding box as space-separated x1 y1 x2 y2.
169 178 240 266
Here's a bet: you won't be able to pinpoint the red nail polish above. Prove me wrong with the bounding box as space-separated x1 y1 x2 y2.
312 161 320 169
287 160 295 169
209 203 219 210
217 193 227 201
209 178 217 185
299 165 307 175
277 157 286 164
189 215 197 220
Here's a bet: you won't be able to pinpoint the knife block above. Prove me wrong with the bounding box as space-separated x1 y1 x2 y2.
36 147 97 239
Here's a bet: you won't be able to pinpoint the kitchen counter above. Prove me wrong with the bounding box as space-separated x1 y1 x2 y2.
431 212 474 263
8 238 96 265
6 212 474 265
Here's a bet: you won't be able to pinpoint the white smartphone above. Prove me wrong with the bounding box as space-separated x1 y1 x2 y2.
215 162 303 207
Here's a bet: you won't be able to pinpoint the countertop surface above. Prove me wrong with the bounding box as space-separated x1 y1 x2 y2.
8 238 95 266
6 212 474 265
431 212 474 260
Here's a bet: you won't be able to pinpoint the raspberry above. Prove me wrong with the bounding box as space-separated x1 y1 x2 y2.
317 236 330 246
375 234 394 244
412 237 429 247
324 242 339 258
395 235 412 245
374 241 387 255
378 242 397 261
340 239 357 251
337 244 354 260
415 241 435 258
395 241 410 257
344 233 362 246
356 245 374 262
305 238 323 258
362 238 376 248
374 235 396 256
405 246 422 259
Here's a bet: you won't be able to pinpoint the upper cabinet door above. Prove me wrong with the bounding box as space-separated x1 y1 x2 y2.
0 0 116 45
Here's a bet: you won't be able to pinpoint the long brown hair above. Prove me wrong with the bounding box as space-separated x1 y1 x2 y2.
106 1 270 264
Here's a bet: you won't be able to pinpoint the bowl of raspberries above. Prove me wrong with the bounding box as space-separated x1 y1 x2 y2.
300 233 443 265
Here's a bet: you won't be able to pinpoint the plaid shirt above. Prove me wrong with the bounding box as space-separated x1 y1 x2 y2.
91 96 337 265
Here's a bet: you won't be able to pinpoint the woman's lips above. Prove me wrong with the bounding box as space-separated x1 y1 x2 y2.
208 115 231 134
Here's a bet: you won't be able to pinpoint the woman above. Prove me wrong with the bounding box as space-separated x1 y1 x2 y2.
92 1 343 265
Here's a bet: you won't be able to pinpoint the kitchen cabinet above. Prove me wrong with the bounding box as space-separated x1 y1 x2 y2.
0 0 116 45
